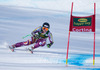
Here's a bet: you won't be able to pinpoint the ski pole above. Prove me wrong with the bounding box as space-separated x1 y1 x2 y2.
22 34 31 39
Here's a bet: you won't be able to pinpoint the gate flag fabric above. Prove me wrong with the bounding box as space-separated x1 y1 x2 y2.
69 15 95 32
66 2 96 65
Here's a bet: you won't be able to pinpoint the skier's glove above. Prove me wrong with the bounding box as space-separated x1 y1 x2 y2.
47 42 54 48
47 44 51 48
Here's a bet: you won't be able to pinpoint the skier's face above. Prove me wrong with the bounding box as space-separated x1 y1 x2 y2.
42 27 48 32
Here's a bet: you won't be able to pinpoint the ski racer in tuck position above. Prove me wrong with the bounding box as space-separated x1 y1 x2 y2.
9 22 54 53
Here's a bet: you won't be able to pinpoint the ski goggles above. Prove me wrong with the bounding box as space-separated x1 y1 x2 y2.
42 27 48 31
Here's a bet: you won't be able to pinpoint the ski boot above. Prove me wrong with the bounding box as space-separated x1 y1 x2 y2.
9 45 15 52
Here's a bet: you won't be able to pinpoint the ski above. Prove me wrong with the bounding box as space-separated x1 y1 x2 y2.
9 46 14 52
27 48 33 54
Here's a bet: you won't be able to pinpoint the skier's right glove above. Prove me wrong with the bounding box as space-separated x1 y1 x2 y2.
47 44 51 48
47 42 54 48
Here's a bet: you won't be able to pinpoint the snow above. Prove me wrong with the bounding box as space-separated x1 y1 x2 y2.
0 5 100 70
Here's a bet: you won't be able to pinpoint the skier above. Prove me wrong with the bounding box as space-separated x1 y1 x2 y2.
9 22 54 53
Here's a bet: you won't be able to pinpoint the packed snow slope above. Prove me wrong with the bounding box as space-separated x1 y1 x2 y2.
0 5 100 70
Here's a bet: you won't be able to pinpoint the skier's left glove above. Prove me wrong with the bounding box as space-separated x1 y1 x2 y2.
47 42 54 48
